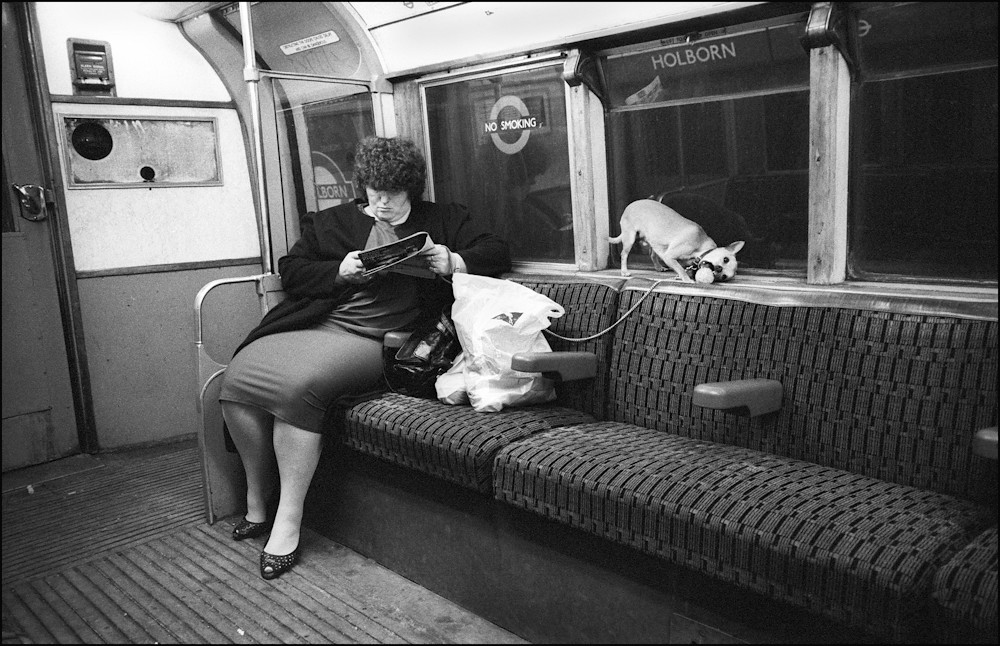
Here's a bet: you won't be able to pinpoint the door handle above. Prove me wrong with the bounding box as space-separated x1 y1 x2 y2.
11 183 52 221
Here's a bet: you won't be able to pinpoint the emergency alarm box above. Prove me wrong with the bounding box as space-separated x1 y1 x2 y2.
67 38 116 96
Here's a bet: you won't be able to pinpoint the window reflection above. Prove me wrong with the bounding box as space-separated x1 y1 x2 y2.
604 14 810 273
269 79 374 245
425 65 574 263
852 2 998 281
608 92 809 271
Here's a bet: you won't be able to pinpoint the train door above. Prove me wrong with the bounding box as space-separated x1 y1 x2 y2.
2 3 80 470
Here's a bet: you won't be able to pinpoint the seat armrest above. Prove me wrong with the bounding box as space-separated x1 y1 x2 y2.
973 426 997 460
384 330 412 349
693 379 782 417
511 352 597 382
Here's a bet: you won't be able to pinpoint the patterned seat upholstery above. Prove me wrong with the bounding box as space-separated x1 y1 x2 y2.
494 423 992 641
506 275 625 419
341 276 624 493
493 285 997 640
607 288 999 504
336 276 996 640
344 393 592 492
932 525 999 643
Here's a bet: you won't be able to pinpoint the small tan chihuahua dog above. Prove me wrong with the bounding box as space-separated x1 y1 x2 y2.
609 199 745 282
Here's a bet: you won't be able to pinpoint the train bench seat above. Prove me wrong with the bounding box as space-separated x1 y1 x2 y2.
494 424 990 642
334 275 998 643
337 275 624 494
931 523 999 643
196 271 997 643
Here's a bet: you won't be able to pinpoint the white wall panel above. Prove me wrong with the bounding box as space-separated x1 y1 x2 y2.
36 1 230 101
53 103 259 272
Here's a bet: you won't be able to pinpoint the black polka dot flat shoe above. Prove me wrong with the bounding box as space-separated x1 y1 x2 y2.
259 547 300 580
232 517 271 541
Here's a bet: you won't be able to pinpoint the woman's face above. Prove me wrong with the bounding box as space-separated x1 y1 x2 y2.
365 187 410 224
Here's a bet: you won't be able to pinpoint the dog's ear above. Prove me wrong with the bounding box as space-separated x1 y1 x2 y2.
726 240 745 255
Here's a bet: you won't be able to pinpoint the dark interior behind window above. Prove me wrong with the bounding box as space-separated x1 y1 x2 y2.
851 2 997 281
604 14 809 273
425 65 573 263
607 91 809 271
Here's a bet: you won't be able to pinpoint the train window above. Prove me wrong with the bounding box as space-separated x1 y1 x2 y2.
265 78 374 246
424 64 574 263
851 1 998 282
603 13 810 272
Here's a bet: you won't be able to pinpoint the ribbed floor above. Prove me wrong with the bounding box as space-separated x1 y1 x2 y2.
1 441 524 644
2 444 205 589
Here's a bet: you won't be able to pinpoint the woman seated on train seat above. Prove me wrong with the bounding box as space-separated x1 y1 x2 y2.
219 136 512 580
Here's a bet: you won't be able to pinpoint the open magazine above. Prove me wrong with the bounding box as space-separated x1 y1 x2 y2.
358 231 436 279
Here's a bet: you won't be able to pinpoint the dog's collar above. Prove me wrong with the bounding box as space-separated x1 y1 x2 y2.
693 253 732 283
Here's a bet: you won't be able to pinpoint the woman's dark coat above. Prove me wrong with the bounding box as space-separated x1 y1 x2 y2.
233 199 511 357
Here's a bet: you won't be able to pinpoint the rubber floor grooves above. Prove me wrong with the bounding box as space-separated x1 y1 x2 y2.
1 440 524 644
2 447 204 589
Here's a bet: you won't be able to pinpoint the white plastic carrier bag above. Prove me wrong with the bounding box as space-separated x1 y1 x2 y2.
435 273 565 412
435 353 469 406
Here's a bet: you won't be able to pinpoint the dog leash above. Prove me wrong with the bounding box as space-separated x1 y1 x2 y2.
543 278 669 343
443 272 666 344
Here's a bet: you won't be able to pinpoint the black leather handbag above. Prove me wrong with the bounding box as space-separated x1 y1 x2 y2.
383 306 462 399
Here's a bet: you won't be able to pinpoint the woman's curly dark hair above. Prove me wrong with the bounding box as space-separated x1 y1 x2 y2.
353 136 427 202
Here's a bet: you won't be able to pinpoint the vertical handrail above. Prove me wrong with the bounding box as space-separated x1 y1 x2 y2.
239 1 273 274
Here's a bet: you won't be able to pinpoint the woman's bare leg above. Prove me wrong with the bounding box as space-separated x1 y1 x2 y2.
264 418 323 556
221 400 276 524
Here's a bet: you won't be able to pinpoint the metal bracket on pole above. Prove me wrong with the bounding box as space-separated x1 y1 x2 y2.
800 2 860 81
562 50 608 108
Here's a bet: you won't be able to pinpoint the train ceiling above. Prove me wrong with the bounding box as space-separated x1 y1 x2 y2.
135 1 758 78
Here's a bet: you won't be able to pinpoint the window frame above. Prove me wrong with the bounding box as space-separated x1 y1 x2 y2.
416 51 609 272
397 5 997 296
845 2 998 285
599 11 815 280
256 71 377 260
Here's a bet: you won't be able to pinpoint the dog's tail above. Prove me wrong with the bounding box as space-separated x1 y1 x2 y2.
608 233 624 245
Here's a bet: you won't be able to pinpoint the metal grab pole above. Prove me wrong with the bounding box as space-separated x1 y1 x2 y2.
239 2 273 274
